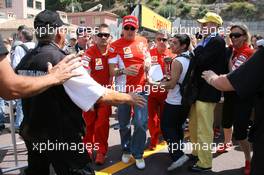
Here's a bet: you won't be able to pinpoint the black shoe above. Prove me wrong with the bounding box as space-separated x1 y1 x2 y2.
189 164 211 172
187 154 198 162
0 124 5 130
0 125 5 134
15 128 20 133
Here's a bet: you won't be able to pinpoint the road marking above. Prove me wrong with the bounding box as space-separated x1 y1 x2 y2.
96 141 167 175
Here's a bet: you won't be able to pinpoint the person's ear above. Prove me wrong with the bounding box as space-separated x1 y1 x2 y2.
55 33 61 43
180 44 186 51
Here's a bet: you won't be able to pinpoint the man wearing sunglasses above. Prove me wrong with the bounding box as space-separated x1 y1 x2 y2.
148 29 174 150
82 23 112 165
108 15 151 170
188 12 227 172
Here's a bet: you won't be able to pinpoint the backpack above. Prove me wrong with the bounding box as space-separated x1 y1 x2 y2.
177 52 198 114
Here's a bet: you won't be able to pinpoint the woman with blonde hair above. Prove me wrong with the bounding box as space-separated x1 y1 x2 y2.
217 23 254 175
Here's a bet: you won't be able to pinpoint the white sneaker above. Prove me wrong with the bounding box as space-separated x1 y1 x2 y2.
121 153 132 164
135 158 145 169
167 154 189 171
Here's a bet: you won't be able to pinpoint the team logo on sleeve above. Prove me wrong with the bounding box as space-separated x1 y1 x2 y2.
109 47 115 53
81 56 91 68
95 58 104 70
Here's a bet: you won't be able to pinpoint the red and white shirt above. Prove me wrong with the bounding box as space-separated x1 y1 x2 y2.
108 36 150 93
82 45 110 86
230 43 254 71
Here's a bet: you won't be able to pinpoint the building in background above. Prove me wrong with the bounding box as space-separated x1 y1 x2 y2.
67 11 119 39
0 10 76 40
0 0 45 19
67 11 118 28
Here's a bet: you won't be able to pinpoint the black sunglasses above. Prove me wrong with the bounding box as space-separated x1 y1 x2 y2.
124 26 136 31
229 33 244 38
97 33 110 38
157 38 168 42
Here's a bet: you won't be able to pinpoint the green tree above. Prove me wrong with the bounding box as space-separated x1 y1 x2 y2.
195 6 208 19
46 0 82 11
202 0 216 4
180 4 192 17
158 5 176 18
221 2 257 20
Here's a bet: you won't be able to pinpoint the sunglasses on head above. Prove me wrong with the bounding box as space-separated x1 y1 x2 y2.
124 26 136 31
157 38 168 42
229 33 244 38
97 33 110 38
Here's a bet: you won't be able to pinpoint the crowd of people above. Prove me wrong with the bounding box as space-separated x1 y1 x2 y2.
0 9 264 175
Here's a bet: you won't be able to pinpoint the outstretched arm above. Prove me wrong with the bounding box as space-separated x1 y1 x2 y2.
98 89 146 108
0 54 81 100
201 70 235 91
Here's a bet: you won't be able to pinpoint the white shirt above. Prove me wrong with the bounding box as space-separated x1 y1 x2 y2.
166 51 190 105
12 42 35 69
63 66 107 112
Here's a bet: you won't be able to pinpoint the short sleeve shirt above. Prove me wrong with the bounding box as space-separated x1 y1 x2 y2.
230 43 254 71
149 47 174 97
108 36 148 92
82 45 110 86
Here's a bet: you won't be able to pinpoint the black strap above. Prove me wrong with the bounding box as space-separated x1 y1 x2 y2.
18 44 29 53
176 52 193 87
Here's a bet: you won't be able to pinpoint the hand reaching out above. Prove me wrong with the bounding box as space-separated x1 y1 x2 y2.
47 54 82 85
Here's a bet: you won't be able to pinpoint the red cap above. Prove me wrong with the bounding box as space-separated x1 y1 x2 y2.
122 15 139 29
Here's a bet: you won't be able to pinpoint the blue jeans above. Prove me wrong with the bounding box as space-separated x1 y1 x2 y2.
117 92 148 159
0 98 5 126
14 99 24 129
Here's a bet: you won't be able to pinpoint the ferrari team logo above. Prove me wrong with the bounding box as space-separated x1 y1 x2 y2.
95 58 103 66
151 56 158 62
123 47 132 54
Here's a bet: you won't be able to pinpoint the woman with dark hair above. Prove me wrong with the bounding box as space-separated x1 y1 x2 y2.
159 34 191 171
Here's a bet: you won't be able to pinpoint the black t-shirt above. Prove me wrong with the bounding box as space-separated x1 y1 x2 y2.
0 35 8 56
16 42 85 142
228 47 264 143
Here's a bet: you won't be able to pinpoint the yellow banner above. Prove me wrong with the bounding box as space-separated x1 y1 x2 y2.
141 5 172 33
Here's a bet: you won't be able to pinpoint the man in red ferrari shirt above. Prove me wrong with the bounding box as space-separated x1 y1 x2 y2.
148 29 175 150
82 23 112 165
108 15 151 169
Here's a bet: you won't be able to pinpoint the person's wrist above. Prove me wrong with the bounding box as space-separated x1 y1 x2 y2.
208 75 216 85
47 73 60 86
126 93 134 104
